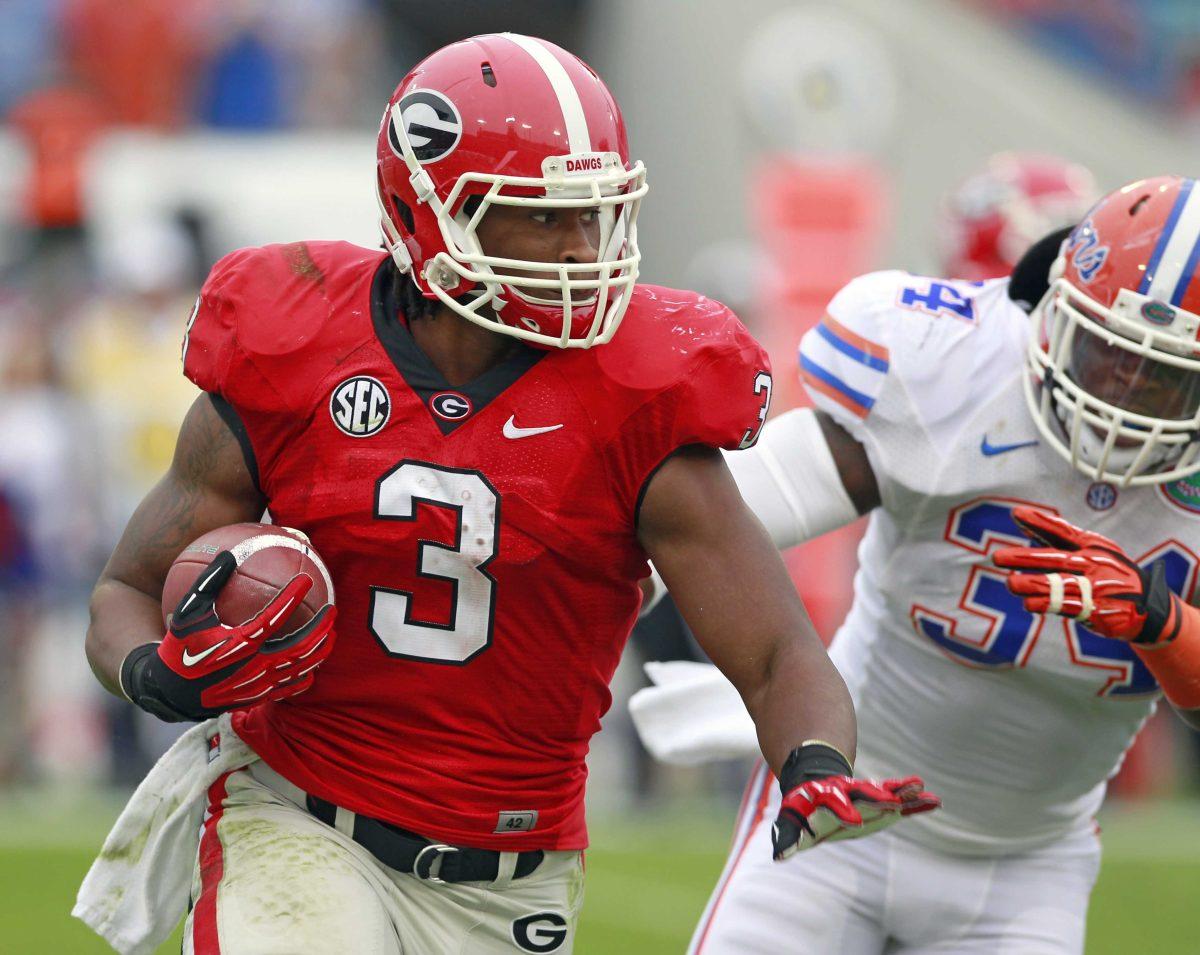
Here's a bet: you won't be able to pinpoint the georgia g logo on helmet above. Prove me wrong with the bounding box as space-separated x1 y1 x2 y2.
375 34 649 349
389 89 463 164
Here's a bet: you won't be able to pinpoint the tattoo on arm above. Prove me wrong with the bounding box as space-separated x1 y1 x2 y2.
104 394 265 597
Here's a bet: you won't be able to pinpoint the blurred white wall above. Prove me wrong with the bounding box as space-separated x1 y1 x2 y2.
84 132 378 258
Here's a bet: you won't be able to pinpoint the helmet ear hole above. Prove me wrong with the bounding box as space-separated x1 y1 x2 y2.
391 195 415 232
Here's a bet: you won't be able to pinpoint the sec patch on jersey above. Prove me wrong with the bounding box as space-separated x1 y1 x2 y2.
330 375 392 437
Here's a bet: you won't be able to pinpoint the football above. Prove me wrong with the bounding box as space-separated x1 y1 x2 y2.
161 522 334 632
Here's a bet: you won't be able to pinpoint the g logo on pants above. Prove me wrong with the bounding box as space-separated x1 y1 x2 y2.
511 912 568 953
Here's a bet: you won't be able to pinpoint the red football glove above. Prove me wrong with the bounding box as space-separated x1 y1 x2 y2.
774 775 941 860
120 551 337 722
992 506 1179 644
771 743 940 860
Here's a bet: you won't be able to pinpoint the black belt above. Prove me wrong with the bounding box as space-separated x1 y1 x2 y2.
305 794 544 884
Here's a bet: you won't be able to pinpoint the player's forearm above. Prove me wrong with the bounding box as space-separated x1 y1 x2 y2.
1133 597 1200 727
638 445 857 770
739 633 857 776
86 577 164 698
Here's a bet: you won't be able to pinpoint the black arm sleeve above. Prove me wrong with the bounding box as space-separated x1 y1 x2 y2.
1008 225 1076 313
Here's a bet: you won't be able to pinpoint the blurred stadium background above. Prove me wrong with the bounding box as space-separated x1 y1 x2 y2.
2 0 1199 951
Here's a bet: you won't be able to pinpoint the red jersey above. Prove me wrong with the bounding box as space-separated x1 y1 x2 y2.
183 241 771 850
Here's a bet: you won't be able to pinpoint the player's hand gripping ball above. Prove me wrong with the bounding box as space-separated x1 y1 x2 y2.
993 507 1180 645
120 523 337 722
772 743 940 860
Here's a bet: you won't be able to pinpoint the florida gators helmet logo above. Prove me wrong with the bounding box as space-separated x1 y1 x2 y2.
1066 219 1108 283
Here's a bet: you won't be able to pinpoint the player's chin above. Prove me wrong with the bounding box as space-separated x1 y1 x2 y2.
1083 422 1149 450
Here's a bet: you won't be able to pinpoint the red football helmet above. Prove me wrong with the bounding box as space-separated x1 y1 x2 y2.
376 33 648 349
939 153 1098 280
1026 176 1200 486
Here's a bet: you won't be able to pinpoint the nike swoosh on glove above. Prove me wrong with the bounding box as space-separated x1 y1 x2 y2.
121 551 337 722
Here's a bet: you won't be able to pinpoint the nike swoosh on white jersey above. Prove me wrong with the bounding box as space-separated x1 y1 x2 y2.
181 641 227 667
503 416 564 439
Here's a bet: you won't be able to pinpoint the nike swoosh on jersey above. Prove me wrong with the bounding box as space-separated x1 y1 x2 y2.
181 641 227 667
980 436 1040 457
503 416 564 439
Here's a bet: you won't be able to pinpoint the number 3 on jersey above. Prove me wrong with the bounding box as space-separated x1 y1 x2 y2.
370 461 499 664
738 372 773 449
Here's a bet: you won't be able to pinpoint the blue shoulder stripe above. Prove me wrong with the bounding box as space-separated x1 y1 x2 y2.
814 321 890 373
798 354 877 411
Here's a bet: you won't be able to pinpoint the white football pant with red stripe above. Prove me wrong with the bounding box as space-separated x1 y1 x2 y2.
690 763 1100 955
181 745 584 954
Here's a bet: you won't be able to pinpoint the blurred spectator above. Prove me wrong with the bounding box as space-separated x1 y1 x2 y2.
937 152 1099 281
0 487 35 594
65 216 201 548
271 0 386 127
0 301 103 782
7 79 109 234
0 485 36 782
0 311 99 586
64 214 205 780
59 0 209 128
194 0 387 129
0 0 63 116
195 4 288 129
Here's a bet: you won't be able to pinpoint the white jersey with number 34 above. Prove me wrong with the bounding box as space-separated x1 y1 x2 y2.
800 270 1200 855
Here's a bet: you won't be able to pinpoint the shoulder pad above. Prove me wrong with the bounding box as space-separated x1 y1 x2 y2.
600 286 771 449
183 242 383 414
594 286 774 517
801 271 1022 437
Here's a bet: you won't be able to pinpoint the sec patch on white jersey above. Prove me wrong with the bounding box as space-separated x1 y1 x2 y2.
800 270 1200 856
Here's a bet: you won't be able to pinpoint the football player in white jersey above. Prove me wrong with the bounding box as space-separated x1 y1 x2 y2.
632 175 1200 954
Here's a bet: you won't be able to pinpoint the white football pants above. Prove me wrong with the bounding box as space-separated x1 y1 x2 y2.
690 763 1101 955
181 753 585 954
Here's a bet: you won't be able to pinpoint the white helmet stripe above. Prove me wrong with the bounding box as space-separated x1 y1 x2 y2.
1144 179 1200 304
502 33 592 153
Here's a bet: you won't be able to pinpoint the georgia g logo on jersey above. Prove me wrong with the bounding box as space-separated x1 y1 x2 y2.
389 89 462 164
331 376 391 437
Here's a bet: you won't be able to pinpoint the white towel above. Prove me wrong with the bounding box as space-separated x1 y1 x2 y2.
628 661 759 765
73 712 254 955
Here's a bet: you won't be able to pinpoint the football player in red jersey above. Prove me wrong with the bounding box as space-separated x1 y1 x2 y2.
79 34 935 954
938 152 1098 282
